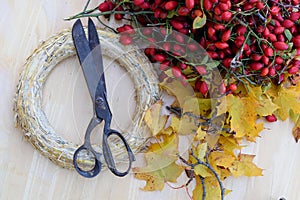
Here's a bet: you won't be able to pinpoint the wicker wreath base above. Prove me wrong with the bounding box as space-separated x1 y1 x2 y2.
14 29 159 169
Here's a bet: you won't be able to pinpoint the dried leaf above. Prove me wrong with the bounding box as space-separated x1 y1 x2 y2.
170 116 180 133
290 111 300 142
196 127 206 141
247 86 279 116
198 176 221 200
183 97 212 117
197 142 208 160
194 165 213 177
292 127 300 143
144 100 168 136
192 176 205 200
192 175 231 200
134 162 183 191
159 126 174 136
229 154 263 177
226 94 264 141
274 84 300 120
218 135 241 156
209 151 236 168
133 134 183 191
159 78 195 106
143 134 179 171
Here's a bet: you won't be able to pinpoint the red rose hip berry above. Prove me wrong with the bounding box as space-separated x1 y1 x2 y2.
265 114 277 122
164 1 178 11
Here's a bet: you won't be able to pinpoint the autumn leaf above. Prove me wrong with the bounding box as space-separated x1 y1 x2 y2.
289 111 300 142
174 97 216 135
247 86 279 116
218 135 241 156
134 162 183 191
196 143 208 160
192 176 222 200
229 154 263 177
196 126 206 141
159 126 174 136
144 100 168 136
159 78 195 106
194 165 213 178
274 84 300 120
192 176 205 200
209 151 236 168
293 126 300 143
141 134 179 171
183 97 212 118
133 134 183 191
225 94 264 141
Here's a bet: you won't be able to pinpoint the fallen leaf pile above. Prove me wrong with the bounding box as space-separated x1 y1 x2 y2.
133 77 300 199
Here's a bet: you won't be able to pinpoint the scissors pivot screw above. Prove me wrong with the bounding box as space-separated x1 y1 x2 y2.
95 97 105 107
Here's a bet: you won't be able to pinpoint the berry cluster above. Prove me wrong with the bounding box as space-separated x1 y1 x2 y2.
97 0 299 88
95 0 299 121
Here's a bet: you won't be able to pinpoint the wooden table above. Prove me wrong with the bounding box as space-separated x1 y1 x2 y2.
1 1 300 199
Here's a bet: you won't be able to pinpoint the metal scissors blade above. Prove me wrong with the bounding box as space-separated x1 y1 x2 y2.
72 19 107 104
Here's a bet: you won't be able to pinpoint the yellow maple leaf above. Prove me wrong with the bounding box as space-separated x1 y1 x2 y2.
183 97 212 117
142 134 179 171
192 176 221 200
192 176 231 200
144 100 168 136
247 86 279 116
159 78 195 106
134 162 183 191
196 126 206 141
229 154 263 177
226 94 264 141
159 126 174 136
133 134 183 191
209 151 236 169
196 142 208 160
194 165 213 178
218 135 241 156
274 84 300 120
174 97 214 135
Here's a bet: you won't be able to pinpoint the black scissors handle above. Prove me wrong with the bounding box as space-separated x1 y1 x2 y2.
73 118 102 178
102 129 136 177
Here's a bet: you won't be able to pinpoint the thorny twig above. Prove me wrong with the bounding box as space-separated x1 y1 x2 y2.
178 149 225 200
167 107 234 134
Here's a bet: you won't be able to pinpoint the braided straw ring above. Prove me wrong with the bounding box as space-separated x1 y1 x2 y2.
14 29 160 169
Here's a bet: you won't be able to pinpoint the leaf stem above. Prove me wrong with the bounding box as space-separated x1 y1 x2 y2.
66 10 154 20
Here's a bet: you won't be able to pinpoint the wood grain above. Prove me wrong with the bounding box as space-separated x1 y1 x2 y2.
1 1 300 199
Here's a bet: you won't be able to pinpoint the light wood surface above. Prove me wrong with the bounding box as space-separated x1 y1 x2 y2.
1 1 300 199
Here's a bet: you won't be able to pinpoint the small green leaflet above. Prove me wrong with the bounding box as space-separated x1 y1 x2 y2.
193 14 207 29
284 29 292 41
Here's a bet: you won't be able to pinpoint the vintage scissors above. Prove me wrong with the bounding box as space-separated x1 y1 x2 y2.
72 18 135 178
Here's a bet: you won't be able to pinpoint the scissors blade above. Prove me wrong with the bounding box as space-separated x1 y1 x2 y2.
88 18 107 94
72 19 103 103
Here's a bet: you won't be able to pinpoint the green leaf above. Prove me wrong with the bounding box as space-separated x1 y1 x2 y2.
167 10 177 18
284 29 292 41
193 14 207 29
200 55 209 65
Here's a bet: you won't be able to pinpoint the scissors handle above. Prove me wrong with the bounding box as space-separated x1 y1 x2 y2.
103 129 136 177
73 144 102 178
73 117 102 178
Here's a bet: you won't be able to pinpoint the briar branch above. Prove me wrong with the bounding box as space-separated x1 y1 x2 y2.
178 149 225 200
